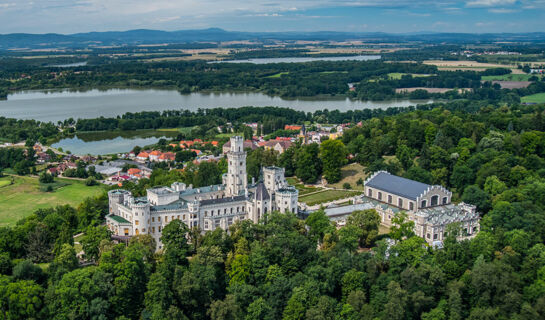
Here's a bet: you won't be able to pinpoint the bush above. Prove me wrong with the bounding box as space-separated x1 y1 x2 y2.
39 172 54 183
85 177 98 186
343 182 351 189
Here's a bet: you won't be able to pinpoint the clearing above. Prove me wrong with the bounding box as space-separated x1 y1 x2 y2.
0 175 106 227
522 93 545 104
387 73 432 80
327 163 368 190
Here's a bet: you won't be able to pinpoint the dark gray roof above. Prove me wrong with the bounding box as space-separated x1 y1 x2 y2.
150 200 187 212
200 195 247 206
255 183 270 201
366 171 430 201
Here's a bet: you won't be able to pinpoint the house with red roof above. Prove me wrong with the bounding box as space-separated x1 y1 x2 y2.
149 150 162 162
136 152 149 162
159 152 176 162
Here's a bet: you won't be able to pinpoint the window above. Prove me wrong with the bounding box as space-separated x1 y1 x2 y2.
421 200 427 208
152 227 155 233
473 226 478 233
378 192 382 201
368 188 372 197
158 226 162 232
431 195 439 206
398 198 403 208
135 220 139 225
135 228 139 235
442 197 448 205
427 233 430 239
124 228 129 236
165 216 168 223
152 217 155 222
388 195 392 204
158 217 161 222
205 211 208 217
183 214 186 220
433 234 438 240
409 202 414 211
142 228 146 233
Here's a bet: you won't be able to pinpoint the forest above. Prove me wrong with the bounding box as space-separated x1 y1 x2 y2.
2 57 544 102
1 100 545 319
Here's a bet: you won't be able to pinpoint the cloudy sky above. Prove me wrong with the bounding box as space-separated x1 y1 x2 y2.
0 0 544 34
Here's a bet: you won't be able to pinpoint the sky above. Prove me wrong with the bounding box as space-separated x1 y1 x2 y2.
0 0 544 34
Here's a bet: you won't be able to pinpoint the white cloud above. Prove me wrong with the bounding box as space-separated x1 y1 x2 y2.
466 0 516 7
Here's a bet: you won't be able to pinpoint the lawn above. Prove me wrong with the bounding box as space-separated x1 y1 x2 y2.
522 93 545 104
0 175 106 227
299 189 362 206
481 74 542 81
327 163 368 190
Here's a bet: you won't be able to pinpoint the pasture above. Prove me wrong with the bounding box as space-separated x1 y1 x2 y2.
0 175 105 227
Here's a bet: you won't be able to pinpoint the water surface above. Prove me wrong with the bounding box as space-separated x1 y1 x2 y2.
0 89 432 122
51 130 178 155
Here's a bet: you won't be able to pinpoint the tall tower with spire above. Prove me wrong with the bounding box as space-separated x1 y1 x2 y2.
226 136 247 196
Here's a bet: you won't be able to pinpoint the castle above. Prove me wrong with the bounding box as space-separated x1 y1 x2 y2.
106 136 299 250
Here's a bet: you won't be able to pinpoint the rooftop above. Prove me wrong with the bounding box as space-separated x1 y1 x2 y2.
108 214 132 224
200 195 247 206
365 171 431 200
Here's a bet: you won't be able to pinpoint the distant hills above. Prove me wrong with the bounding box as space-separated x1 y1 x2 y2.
2 28 545 50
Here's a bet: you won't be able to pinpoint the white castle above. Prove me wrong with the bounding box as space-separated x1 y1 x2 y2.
106 136 299 250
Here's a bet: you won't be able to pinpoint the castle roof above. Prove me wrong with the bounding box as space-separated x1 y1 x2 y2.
365 171 431 201
200 195 247 206
255 183 270 201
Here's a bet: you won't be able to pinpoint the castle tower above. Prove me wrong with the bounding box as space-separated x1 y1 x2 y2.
226 136 247 196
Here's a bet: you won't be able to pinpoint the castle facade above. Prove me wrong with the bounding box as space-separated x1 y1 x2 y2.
106 136 298 250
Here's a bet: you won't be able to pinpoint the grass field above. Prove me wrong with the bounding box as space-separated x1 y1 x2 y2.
387 73 432 80
0 175 106 227
481 74 542 81
327 163 368 190
522 93 545 104
266 72 289 78
299 189 362 206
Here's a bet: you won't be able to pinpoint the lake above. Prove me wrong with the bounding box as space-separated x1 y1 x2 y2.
211 55 381 64
0 89 432 122
51 130 179 155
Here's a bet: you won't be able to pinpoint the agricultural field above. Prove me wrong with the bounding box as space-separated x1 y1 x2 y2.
327 163 368 190
0 175 106 227
522 93 545 104
481 74 542 81
422 60 518 72
299 189 362 206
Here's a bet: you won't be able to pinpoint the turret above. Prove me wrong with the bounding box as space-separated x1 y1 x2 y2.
226 136 247 196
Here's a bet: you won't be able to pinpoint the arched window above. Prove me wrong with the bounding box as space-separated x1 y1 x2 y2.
442 196 448 205
431 195 439 206
367 188 372 197
421 200 427 208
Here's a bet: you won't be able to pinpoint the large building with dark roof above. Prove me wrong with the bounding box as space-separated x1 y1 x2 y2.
361 171 480 245
106 136 298 250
